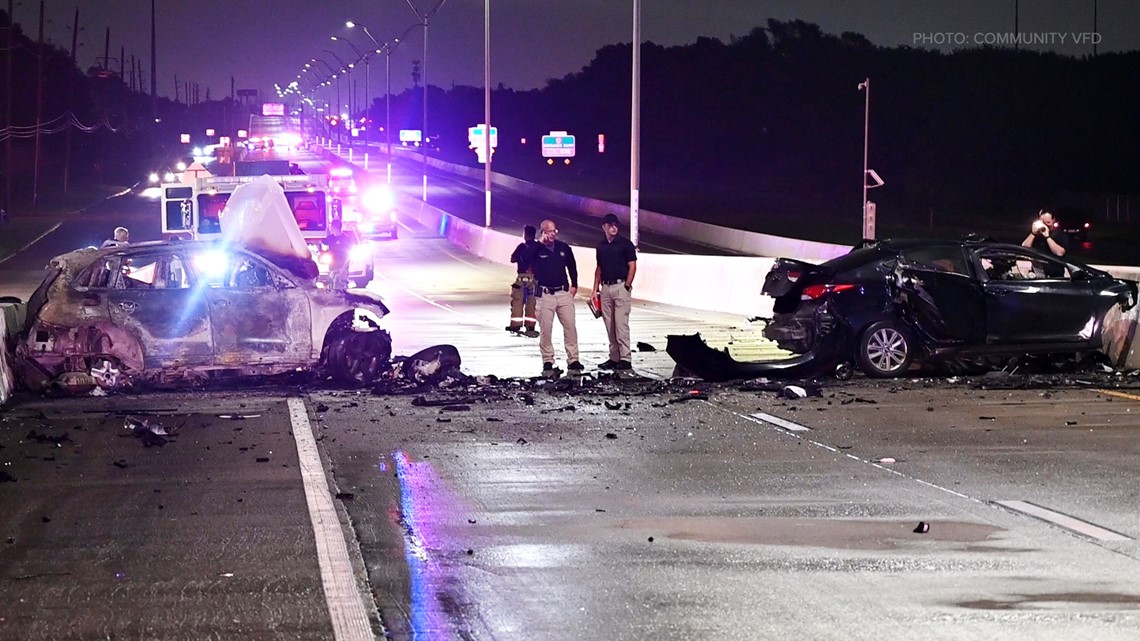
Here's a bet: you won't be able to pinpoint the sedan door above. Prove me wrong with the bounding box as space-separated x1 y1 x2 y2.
975 248 1096 345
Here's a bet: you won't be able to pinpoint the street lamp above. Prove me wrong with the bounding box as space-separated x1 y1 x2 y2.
407 0 450 202
323 49 352 115
312 58 342 141
857 78 883 240
348 20 418 185
331 35 368 145
630 0 641 247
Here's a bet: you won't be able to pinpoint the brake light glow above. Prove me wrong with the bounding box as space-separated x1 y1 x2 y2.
801 283 856 300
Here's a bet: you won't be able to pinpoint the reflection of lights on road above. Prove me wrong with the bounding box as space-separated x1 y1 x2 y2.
140 187 163 199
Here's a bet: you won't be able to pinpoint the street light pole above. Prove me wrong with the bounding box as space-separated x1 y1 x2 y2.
331 36 368 145
858 77 872 240
408 0 449 202
323 49 350 114
630 0 641 247
484 0 491 227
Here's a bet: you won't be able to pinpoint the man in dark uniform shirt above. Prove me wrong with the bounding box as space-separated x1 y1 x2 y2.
531 218 582 377
507 225 539 337
591 213 638 370
1021 209 1070 278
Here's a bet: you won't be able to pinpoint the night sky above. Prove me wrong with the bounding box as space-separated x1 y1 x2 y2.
12 0 1139 102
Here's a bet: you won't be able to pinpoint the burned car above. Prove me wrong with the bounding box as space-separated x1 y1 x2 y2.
13 241 393 392
759 239 1137 378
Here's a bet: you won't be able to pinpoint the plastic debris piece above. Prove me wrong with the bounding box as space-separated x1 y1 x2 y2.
913 521 930 534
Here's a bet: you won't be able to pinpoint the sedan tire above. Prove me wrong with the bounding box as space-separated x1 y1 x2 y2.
855 320 914 378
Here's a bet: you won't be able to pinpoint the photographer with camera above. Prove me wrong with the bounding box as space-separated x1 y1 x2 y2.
1022 210 1069 258
1021 209 1069 278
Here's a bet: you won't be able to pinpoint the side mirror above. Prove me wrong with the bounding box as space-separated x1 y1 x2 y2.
1070 268 1088 281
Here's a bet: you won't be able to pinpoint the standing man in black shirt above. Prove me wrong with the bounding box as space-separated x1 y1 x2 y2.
591 213 638 370
507 225 540 337
532 218 582 377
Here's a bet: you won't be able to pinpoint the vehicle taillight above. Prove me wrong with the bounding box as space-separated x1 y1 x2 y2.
787 270 801 282
801 283 855 300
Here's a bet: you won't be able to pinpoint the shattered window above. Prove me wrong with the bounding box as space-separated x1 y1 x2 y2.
977 248 1070 281
900 246 970 275
230 257 273 288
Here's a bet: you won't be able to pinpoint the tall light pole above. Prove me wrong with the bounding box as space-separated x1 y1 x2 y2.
323 49 352 115
331 35 368 145
349 21 418 184
630 0 641 247
407 0 449 202
313 57 342 141
857 78 883 240
484 0 491 226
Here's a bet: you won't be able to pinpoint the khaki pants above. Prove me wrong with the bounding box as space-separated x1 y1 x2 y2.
536 289 579 364
600 282 632 362
509 274 537 330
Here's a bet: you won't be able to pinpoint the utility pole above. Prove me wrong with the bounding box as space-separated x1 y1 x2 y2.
64 7 79 194
5 0 14 214
150 0 157 114
32 0 44 207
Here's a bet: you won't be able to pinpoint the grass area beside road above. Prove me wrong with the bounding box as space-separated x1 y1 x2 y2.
0 183 130 263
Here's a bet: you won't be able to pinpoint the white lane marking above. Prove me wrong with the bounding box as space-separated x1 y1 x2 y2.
994 500 1131 542
748 411 812 432
287 398 374 641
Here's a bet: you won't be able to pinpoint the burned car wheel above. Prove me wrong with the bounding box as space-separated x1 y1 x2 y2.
855 320 914 378
325 329 392 385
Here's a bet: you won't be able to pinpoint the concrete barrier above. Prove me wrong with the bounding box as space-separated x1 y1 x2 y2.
350 148 1140 369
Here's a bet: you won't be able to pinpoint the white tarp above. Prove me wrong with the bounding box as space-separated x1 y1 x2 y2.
219 175 312 262
0 301 21 405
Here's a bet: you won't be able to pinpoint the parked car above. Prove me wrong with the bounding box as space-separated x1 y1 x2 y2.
12 241 393 392
759 238 1137 378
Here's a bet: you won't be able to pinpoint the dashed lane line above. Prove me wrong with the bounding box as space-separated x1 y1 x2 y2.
994 500 1131 542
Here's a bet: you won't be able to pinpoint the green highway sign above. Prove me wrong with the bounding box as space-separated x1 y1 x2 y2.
541 131 575 158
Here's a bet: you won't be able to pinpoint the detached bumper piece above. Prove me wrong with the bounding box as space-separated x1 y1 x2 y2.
666 333 837 382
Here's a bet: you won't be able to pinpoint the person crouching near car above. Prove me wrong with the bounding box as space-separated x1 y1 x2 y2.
592 213 637 371
532 219 582 378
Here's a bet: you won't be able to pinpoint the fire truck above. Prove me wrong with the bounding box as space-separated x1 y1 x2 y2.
160 172 333 243
159 169 375 287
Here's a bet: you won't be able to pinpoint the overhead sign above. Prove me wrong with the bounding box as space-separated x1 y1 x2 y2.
262 102 285 116
205 128 216 137
180 133 191 144
400 129 422 143
542 131 575 158
468 125 498 148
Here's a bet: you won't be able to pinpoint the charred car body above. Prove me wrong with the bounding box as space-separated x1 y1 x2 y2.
13 241 394 392
758 239 1137 378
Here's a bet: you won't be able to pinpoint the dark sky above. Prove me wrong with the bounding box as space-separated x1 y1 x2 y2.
15 1 1139 102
